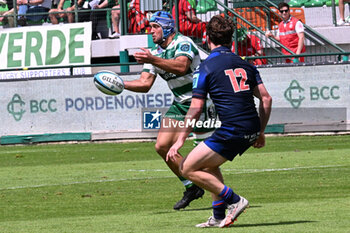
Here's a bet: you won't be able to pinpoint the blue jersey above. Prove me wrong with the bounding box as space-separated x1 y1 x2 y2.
192 46 262 135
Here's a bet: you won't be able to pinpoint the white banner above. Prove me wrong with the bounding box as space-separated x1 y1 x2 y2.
0 22 92 79
258 64 350 132
0 64 349 137
0 75 173 136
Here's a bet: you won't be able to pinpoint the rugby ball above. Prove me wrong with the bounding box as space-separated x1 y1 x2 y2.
93 70 124 95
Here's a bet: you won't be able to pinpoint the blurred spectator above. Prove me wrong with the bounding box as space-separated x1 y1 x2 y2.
0 0 7 8
76 0 90 22
48 0 90 24
0 0 7 25
338 0 350 25
1 0 51 26
90 0 106 39
232 28 267 66
18 0 52 25
109 0 120 38
265 2 305 63
90 0 118 39
49 0 75 24
128 0 150 33
0 0 7 6
172 0 206 42
1 8 14 27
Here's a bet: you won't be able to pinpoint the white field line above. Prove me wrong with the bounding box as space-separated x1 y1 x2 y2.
0 165 344 191
222 164 345 174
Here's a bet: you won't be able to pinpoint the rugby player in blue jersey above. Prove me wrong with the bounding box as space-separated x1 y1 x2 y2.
167 15 272 228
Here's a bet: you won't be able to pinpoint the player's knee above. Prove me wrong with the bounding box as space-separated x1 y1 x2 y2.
180 167 193 180
154 142 169 157
179 160 185 176
179 161 193 179
179 166 187 178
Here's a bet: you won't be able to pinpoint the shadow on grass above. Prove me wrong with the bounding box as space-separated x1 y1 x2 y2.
183 205 262 212
155 205 262 214
231 220 317 228
152 207 212 214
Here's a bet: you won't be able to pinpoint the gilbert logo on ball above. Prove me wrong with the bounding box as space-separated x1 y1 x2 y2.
94 70 124 95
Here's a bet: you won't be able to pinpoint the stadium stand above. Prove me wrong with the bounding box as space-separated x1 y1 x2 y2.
128 0 150 34
0 0 348 65
48 0 75 24
172 0 207 42
0 2 9 26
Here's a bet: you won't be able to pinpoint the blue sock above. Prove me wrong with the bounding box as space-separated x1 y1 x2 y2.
212 200 226 220
219 185 241 205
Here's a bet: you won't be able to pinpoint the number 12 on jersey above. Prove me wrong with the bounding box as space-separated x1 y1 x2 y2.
224 68 250 93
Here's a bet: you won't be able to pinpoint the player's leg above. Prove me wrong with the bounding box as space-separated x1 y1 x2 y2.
196 171 226 228
181 142 249 227
155 117 204 210
181 142 228 227
201 167 227 227
155 117 184 177
180 142 227 194
169 98 216 209
192 131 212 146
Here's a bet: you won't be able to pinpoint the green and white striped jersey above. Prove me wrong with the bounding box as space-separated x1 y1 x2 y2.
142 34 201 104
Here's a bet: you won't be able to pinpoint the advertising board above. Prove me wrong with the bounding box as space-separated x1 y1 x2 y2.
0 22 92 79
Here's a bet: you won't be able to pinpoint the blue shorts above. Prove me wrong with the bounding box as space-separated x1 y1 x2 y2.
204 127 260 161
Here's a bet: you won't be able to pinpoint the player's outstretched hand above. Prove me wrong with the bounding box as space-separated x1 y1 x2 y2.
253 133 265 148
166 141 184 162
134 48 154 64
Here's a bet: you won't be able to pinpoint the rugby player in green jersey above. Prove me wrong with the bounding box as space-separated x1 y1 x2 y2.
124 11 211 210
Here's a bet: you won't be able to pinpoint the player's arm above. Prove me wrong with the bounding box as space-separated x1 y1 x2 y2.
124 72 156 93
253 83 272 148
166 97 205 162
134 48 191 76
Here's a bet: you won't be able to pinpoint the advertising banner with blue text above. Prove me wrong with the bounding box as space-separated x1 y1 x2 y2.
0 64 349 138
258 64 350 132
1 75 173 136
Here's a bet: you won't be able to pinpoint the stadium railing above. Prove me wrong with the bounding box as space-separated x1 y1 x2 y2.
217 0 349 65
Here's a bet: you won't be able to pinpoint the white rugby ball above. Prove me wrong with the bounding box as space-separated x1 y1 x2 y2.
94 70 124 95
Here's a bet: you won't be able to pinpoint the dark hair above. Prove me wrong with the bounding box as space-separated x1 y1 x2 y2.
206 15 235 47
278 2 289 10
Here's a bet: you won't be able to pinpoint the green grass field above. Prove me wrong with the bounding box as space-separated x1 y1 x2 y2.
0 135 349 233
